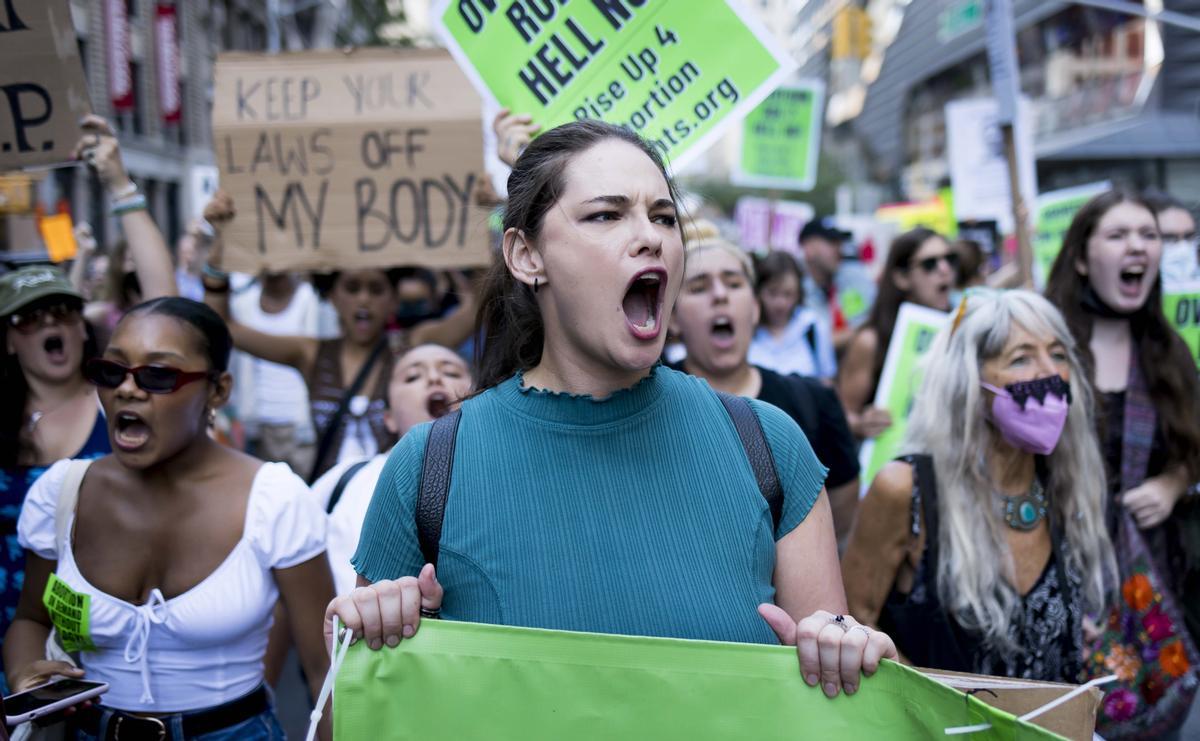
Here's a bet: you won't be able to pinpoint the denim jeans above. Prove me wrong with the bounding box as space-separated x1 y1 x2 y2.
72 705 285 740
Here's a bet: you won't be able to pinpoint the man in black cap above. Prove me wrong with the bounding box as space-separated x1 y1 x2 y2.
798 216 854 348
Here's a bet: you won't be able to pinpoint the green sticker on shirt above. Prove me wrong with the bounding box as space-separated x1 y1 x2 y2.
42 573 96 652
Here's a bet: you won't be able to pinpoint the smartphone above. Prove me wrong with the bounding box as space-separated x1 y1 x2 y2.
3 678 108 725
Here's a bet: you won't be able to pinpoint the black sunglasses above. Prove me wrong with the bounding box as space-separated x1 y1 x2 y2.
8 303 81 334
912 253 960 274
84 358 217 394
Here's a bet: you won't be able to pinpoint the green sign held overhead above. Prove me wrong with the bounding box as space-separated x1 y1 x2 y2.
1032 181 1110 288
858 303 949 495
1164 281 1200 372
334 619 1059 740
433 0 796 170
734 81 824 191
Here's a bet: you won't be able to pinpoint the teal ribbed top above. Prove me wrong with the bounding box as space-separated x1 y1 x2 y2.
352 366 827 645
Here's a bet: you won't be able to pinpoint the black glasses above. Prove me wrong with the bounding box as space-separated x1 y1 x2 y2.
913 253 960 274
8 303 81 334
84 358 217 394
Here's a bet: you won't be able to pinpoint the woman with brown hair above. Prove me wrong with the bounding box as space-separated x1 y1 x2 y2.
1045 189 1200 737
327 119 897 702
1044 189 1200 604
836 227 957 440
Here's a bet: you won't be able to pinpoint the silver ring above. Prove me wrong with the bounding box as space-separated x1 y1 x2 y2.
851 625 872 637
829 614 850 632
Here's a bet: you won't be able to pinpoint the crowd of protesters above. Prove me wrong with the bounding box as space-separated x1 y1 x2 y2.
0 104 1196 741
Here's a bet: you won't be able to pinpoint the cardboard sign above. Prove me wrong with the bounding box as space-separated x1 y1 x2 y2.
433 0 796 171
334 619 1058 740
734 81 824 191
1164 280 1200 372
212 48 492 274
858 303 950 495
1032 181 1109 289
0 0 92 170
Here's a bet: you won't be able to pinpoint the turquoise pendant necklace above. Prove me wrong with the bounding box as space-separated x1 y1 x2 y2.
1001 479 1047 531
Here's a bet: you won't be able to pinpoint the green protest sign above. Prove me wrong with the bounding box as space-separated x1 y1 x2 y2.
1164 281 1200 371
733 81 824 190
858 303 949 495
334 619 1059 739
1032 181 1109 288
433 0 796 170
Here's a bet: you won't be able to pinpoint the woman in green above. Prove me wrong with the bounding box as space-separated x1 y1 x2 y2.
327 120 896 698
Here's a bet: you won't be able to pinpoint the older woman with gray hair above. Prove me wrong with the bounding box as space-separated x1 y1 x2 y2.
841 289 1115 681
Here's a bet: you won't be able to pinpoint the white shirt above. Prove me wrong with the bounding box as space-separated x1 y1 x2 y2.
748 306 838 380
230 281 323 442
19 461 326 712
311 454 388 596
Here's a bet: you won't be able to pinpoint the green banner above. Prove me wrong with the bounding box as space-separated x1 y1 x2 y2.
334 619 1059 739
733 82 824 190
1032 181 1109 288
858 303 949 494
433 0 795 170
1164 282 1200 371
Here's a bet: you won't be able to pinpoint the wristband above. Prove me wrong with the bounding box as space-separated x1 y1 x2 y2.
110 194 147 217
110 181 138 200
202 276 230 294
202 262 230 281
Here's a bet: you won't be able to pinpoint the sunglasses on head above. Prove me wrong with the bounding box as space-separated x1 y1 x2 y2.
912 253 960 274
84 358 218 394
8 303 81 334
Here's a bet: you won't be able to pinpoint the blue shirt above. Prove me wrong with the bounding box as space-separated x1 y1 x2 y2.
353 366 827 645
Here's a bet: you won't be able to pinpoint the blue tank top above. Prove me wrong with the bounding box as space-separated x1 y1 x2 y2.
0 409 110 690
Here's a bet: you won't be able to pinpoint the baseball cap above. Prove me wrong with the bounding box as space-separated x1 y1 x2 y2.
0 265 84 317
799 216 852 244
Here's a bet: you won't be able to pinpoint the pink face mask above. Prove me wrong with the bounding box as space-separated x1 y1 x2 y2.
980 375 1071 455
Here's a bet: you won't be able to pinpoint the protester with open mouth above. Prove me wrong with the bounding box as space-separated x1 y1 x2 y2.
837 227 957 441
1045 190 1200 651
842 289 1115 683
0 116 177 691
312 344 473 597
327 120 897 700
200 191 478 482
5 297 335 740
668 221 861 550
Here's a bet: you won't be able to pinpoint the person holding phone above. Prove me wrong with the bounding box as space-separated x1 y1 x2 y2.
327 120 897 701
0 115 179 690
4 298 334 740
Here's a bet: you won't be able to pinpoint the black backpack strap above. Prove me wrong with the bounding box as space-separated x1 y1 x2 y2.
308 338 388 484
415 410 462 569
325 459 371 514
716 391 784 531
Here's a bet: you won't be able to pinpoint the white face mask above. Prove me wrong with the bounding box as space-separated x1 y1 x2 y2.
1160 239 1199 285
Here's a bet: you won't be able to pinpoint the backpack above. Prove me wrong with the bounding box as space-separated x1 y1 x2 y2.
414 391 783 567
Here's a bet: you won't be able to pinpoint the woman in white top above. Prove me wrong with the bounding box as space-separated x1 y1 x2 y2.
4 297 334 741
747 251 837 381
313 344 473 597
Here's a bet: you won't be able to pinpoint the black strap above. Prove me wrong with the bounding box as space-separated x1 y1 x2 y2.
716 391 784 531
911 454 941 587
415 409 462 568
803 323 819 363
308 339 388 484
326 459 371 514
